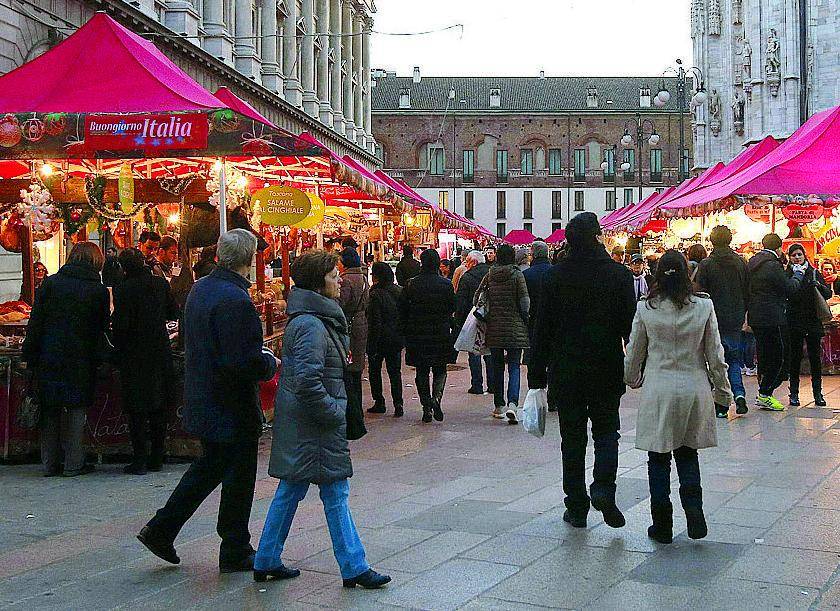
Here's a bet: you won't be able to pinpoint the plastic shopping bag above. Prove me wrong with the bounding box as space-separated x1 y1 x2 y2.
521 388 547 438
454 307 489 355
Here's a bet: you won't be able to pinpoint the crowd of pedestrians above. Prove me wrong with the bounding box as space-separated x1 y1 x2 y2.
22 210 835 588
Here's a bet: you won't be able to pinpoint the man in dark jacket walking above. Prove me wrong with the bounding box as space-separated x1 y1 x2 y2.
138 229 279 573
528 213 636 530
455 251 493 394
522 240 552 346
395 243 421 287
747 233 804 411
695 226 751 417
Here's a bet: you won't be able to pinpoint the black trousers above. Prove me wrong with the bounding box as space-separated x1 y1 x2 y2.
127 410 168 467
369 350 404 407
752 325 789 396
788 329 823 393
557 391 621 514
415 364 447 412
647 446 702 510
148 439 258 560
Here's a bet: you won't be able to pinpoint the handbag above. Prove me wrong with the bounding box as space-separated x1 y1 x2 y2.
814 285 832 324
325 324 367 440
454 306 489 355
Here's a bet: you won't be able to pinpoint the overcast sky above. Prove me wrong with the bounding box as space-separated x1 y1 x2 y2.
371 0 693 77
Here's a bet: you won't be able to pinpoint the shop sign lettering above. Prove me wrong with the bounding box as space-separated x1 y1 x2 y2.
744 203 771 223
85 113 209 150
782 204 823 225
253 186 311 226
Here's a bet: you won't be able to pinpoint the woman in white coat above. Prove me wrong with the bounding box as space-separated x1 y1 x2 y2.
624 250 733 545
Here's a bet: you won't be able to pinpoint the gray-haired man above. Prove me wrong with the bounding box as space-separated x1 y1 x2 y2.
138 229 279 573
455 250 494 394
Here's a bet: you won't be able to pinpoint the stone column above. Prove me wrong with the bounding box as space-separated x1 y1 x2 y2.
202 0 233 62
300 0 318 116
316 0 332 125
260 0 282 92
283 0 302 107
234 0 260 79
329 0 345 134
342 1 355 141
352 10 364 147
163 0 200 45
362 16 373 151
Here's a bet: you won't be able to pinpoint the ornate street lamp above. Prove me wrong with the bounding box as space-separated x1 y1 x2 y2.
657 59 705 182
620 114 660 203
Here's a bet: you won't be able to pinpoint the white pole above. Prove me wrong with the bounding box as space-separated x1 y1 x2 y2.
219 158 228 235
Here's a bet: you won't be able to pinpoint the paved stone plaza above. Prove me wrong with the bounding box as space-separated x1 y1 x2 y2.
3 356 840 610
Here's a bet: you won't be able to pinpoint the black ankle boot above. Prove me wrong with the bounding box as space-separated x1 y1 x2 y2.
393 403 404 418
254 564 300 582
367 402 386 414
647 503 673 544
814 389 827 407
685 507 708 539
343 568 391 589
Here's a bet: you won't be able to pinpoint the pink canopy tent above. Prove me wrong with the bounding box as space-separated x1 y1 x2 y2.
504 229 536 245
618 187 676 231
0 12 223 113
545 228 566 243
661 135 782 216
602 191 661 231
213 87 275 128
373 170 425 203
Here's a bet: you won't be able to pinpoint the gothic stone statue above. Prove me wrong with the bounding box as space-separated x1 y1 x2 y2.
709 89 722 136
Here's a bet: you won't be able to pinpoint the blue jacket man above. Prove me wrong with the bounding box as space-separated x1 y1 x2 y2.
522 240 553 344
139 229 278 574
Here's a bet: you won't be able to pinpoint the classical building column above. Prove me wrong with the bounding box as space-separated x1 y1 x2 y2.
300 0 318 115
202 0 233 62
329 0 345 134
283 0 302 107
352 10 364 147
234 0 260 79
362 17 373 151
260 0 282 92
342 1 356 141
162 0 200 45
316 0 332 125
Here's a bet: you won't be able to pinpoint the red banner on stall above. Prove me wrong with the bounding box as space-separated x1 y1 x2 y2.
85 113 209 151
782 204 823 225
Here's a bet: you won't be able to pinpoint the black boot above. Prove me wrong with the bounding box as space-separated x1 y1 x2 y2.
393 403 404 418
367 401 386 414
431 371 446 422
343 568 392 589
647 502 673 544
814 386 827 407
789 380 800 406
680 487 707 539
421 402 433 423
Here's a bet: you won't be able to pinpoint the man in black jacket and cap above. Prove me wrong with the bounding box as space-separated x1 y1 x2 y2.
747 233 804 411
695 225 751 417
528 212 636 529
395 243 421 287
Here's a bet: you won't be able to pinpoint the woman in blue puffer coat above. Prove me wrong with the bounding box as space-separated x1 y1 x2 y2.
254 250 390 590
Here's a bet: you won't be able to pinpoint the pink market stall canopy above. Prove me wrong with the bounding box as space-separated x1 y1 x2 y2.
503 229 536 245
213 87 276 128
545 228 566 244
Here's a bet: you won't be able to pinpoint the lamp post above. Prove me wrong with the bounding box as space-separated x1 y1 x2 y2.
621 114 660 203
656 59 706 182
600 144 632 209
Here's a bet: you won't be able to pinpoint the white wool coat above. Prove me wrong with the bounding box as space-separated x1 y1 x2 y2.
624 295 733 453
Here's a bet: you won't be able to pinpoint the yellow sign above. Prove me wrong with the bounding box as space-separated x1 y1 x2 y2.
253 185 311 227
118 162 134 213
292 192 326 229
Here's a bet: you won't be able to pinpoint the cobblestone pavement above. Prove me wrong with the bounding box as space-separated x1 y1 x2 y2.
3 356 840 610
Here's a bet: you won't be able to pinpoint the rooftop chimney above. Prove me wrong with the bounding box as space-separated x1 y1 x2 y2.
539 70 545 79
413 66 421 83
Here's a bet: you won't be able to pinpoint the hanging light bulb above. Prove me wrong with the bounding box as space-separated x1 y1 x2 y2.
620 162 632 171
40 163 54 177
168 212 180 225
621 132 633 146
653 95 666 107
649 133 661 146
657 89 671 104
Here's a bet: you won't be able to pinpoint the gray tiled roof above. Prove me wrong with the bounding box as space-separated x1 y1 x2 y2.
371 75 688 113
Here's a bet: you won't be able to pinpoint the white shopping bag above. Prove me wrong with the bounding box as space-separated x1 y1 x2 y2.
454 307 489 355
520 388 547 438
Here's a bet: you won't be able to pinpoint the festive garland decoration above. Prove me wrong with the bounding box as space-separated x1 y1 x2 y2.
87 198 151 221
18 182 58 238
158 176 195 195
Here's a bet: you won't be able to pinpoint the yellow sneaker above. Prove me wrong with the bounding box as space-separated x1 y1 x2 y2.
756 394 785 411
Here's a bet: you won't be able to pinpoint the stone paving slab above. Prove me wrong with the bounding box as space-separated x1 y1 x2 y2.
3 354 840 609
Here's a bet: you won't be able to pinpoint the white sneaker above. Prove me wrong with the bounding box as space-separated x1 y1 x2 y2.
505 402 518 424
492 407 505 419
744 367 757 376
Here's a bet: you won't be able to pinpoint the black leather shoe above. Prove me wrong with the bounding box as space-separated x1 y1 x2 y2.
343 568 391 589
421 408 432 423
137 526 180 564
393 404 404 418
432 403 444 422
815 392 827 407
62 464 95 477
367 403 386 414
43 467 62 477
685 508 708 540
735 396 748 415
647 523 673 544
467 387 484 395
592 499 625 528
789 393 800 407
562 510 587 528
254 564 301 582
648 504 673 544
220 550 255 573
124 462 148 475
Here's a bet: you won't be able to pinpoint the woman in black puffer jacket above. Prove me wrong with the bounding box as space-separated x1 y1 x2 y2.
481 244 530 422
786 243 832 407
366 262 404 417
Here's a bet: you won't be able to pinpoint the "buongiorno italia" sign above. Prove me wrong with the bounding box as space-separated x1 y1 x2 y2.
85 113 209 151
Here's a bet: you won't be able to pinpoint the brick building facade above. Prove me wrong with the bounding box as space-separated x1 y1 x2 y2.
371 72 693 238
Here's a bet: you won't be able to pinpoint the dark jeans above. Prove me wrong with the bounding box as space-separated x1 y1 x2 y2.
127 410 168 467
557 391 621 514
742 332 756 368
467 353 494 391
415 364 447 412
369 350 403 407
490 348 522 407
647 446 702 510
789 329 823 393
752 325 789 396
148 439 258 560
40 407 87 474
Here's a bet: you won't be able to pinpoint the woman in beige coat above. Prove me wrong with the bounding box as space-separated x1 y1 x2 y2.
624 250 732 545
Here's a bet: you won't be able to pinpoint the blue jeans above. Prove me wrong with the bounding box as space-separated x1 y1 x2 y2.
468 353 494 391
742 332 756 368
490 348 522 407
720 331 745 400
255 479 369 579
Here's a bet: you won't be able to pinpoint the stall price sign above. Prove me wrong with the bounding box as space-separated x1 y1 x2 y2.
782 203 824 225
253 186 311 226
744 202 772 223
85 113 209 151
